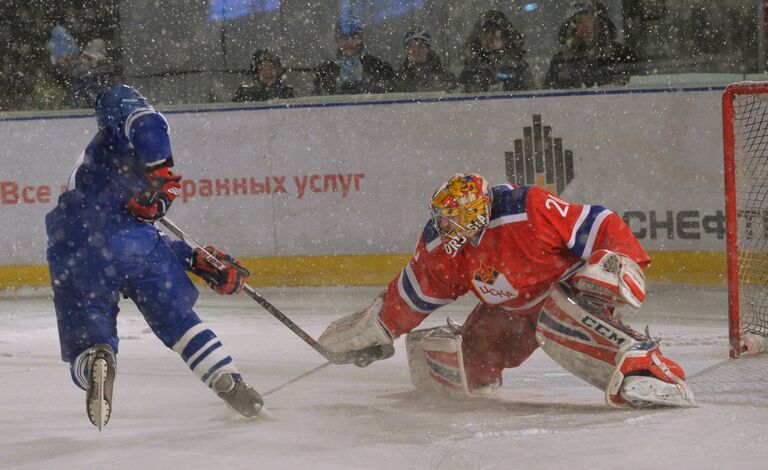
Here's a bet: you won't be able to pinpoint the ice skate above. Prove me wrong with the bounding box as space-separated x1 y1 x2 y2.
86 344 116 431
619 375 695 408
213 372 263 417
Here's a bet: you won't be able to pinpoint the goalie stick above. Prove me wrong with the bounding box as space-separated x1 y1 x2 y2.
158 217 394 367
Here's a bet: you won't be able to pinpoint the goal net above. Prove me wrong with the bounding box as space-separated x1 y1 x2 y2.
723 82 768 357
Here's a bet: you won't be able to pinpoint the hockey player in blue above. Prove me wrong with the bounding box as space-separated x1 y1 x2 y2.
45 84 263 429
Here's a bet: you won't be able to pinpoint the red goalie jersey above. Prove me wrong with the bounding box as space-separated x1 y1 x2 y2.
379 184 650 337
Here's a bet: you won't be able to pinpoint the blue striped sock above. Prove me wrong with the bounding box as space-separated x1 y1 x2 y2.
172 323 240 387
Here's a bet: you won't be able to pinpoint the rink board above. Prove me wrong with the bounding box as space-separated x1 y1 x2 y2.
0 87 729 288
0 250 726 290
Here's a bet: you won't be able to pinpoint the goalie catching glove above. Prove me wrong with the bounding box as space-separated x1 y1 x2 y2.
190 246 250 295
571 249 646 309
318 294 395 359
127 167 182 222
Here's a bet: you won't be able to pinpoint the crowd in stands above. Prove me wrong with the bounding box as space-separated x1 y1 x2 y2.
543 2 638 89
33 25 117 110
232 3 637 103
233 49 295 102
30 1 638 109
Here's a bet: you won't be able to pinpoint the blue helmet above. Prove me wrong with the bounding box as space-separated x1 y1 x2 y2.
337 14 363 38
94 84 151 131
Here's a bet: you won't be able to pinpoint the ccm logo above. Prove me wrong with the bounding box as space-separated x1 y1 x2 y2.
581 316 626 346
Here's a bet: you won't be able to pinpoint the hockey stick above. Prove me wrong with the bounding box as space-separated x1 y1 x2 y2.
158 217 394 367
263 361 332 397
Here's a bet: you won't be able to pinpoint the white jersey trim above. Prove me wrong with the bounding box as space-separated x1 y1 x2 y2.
567 205 591 249
425 236 442 253
397 264 453 313
123 107 163 141
66 150 86 190
488 213 528 228
144 158 168 168
581 209 612 259
397 273 426 313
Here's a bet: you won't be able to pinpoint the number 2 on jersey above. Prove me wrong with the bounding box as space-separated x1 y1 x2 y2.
545 196 569 217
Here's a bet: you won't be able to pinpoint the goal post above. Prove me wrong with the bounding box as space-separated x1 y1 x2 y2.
722 82 768 358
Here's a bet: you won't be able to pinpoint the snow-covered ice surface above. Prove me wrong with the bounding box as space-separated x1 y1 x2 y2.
1 284 766 469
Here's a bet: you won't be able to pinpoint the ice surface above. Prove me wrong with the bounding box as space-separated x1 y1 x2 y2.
1 285 766 470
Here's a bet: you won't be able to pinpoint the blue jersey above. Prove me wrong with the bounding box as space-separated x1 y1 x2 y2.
45 105 192 284
46 85 241 397
54 110 173 230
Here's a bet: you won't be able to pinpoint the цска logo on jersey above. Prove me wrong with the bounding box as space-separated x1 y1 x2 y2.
471 261 519 303
504 114 574 196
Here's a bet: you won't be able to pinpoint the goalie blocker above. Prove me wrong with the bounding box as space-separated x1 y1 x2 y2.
407 283 694 407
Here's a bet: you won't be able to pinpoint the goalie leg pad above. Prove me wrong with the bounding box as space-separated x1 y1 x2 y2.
536 282 694 407
405 327 440 393
406 321 501 398
406 322 471 397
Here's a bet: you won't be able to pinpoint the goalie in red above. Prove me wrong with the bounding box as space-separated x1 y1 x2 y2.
319 173 694 407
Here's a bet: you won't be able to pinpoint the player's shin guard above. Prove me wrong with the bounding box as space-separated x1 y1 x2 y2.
73 344 116 430
406 320 501 398
172 323 262 416
535 283 694 408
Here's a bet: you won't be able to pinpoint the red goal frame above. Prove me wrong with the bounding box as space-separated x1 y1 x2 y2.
722 81 768 357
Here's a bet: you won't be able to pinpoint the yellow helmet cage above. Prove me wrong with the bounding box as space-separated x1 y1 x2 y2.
429 173 491 243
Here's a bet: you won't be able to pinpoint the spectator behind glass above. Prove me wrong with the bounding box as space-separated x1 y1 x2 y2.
393 30 457 93
544 1 639 89
233 49 295 102
314 15 395 95
47 25 117 108
459 10 535 93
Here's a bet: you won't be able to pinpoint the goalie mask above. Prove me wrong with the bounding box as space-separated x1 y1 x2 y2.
430 173 491 252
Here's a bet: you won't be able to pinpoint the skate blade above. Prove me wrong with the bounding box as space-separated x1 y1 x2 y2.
223 400 263 418
87 358 111 431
